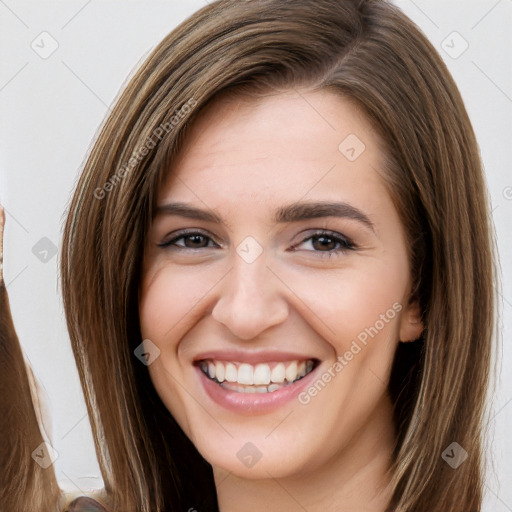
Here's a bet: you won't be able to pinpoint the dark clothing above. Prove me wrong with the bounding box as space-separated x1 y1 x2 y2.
67 496 109 512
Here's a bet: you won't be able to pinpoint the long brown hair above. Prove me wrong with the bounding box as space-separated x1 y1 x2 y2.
57 0 497 510
0 207 62 512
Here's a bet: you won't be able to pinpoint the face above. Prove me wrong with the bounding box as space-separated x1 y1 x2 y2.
138 89 423 480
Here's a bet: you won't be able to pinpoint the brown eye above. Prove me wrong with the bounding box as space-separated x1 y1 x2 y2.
158 231 219 250
294 231 355 256
311 235 338 251
181 234 209 248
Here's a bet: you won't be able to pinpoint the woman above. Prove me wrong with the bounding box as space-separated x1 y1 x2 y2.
1 0 497 510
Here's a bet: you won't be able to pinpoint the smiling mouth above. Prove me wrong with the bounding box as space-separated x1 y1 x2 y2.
198 359 318 394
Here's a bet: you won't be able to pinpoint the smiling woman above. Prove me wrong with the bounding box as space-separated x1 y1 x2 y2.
1 0 497 511
138 90 425 510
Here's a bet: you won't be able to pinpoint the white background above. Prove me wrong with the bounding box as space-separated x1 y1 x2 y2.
0 0 511 509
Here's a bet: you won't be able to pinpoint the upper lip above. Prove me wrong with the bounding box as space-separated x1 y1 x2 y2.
193 350 319 365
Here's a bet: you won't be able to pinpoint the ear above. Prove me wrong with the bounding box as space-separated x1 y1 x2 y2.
399 298 424 342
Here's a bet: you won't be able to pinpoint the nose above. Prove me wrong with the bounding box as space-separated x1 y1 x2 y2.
211 253 289 340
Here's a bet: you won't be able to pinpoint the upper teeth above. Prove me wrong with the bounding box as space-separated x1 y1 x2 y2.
200 360 314 386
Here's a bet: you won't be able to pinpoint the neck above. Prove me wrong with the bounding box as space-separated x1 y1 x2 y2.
213 394 396 512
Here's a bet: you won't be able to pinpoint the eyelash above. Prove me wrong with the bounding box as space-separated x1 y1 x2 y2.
157 229 356 257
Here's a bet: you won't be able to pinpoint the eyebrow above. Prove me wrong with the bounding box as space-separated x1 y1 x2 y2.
155 200 375 231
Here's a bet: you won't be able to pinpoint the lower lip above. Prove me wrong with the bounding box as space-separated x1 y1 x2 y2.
195 364 320 414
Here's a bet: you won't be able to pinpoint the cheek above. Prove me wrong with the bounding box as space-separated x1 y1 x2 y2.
281 258 408 350
138 262 219 342
138 262 231 431
289 262 405 441
138 267 195 432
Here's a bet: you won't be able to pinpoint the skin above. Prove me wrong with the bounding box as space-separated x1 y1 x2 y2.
138 89 423 512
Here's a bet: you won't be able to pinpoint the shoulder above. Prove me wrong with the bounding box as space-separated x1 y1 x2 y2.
62 490 111 512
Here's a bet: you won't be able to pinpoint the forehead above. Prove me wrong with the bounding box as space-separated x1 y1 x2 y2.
158 89 388 216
